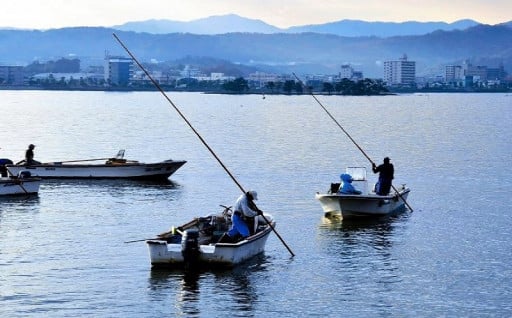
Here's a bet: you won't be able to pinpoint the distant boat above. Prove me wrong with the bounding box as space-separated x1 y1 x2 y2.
315 167 410 219
145 205 275 269
5 150 186 181
0 160 41 196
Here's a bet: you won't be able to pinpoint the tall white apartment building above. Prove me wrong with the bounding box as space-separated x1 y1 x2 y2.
384 54 416 86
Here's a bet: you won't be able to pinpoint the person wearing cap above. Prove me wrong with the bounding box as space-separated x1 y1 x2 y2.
222 190 262 242
372 157 394 195
25 144 41 165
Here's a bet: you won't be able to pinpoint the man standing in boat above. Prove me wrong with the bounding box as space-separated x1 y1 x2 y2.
221 190 262 242
372 157 394 195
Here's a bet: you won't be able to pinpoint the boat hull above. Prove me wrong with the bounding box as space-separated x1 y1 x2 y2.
316 188 410 218
0 177 41 196
147 217 275 269
5 160 186 180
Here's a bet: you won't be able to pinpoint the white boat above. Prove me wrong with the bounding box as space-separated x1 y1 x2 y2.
5 150 186 181
316 167 411 219
0 171 41 196
145 206 275 269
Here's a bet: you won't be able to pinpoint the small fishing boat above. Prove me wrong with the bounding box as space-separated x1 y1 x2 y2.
0 161 41 196
145 205 275 269
315 167 411 219
5 150 186 181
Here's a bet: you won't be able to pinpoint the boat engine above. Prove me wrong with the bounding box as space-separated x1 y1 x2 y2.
181 229 200 266
18 170 32 179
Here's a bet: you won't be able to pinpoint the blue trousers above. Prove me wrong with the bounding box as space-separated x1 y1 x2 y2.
227 213 250 238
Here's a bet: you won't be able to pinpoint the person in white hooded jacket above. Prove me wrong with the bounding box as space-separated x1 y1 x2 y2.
222 190 262 242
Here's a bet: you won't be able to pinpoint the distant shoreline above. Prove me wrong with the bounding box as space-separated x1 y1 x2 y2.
0 86 510 94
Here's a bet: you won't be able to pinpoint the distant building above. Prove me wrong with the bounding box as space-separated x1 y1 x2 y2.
339 64 363 81
0 65 24 85
487 63 507 81
383 54 416 86
104 55 133 86
462 60 497 82
340 64 353 79
247 72 280 88
445 65 464 84
180 65 203 78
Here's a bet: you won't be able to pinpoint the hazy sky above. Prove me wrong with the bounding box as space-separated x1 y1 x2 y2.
1 0 510 29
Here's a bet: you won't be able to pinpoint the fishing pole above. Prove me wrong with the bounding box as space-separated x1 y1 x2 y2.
292 73 413 212
113 33 295 256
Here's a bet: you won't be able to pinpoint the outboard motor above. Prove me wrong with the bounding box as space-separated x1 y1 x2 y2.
18 170 32 179
181 229 200 267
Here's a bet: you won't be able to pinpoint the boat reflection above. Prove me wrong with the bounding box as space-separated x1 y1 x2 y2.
0 194 40 210
320 211 410 232
318 212 411 254
40 178 182 196
41 178 181 189
147 255 268 316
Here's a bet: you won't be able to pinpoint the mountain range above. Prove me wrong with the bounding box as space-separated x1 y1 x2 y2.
112 14 483 37
1 15 511 78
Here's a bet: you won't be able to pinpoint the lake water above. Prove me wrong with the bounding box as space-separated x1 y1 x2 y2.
1 91 511 317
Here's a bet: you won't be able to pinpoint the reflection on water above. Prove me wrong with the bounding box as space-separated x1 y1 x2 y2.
0 194 40 205
40 178 183 202
319 212 411 248
147 255 269 316
315 213 412 307
320 212 408 232
0 195 40 215
42 178 181 190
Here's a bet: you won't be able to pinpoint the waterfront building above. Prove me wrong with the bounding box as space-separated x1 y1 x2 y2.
383 54 416 86
104 55 133 86
0 65 24 85
445 65 464 84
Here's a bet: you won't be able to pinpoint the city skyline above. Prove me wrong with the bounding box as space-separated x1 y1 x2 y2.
0 0 511 30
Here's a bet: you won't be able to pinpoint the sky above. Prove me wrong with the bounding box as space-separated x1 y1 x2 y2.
1 0 510 29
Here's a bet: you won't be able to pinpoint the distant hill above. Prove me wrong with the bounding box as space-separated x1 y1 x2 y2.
114 14 281 35
112 14 483 37
0 24 511 78
286 19 480 37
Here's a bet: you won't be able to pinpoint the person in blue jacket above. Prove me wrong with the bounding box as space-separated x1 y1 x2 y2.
338 173 362 194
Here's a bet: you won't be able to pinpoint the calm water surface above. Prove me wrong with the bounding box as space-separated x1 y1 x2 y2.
1 91 511 317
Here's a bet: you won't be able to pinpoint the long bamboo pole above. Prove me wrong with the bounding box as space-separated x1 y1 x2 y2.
113 33 295 256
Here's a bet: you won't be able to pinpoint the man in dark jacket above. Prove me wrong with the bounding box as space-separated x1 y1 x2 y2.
372 157 394 195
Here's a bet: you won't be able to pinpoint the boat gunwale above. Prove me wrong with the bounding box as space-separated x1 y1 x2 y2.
5 160 186 169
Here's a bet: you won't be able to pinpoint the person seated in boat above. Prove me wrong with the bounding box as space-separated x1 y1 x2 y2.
24 144 41 165
220 190 262 243
372 157 394 195
338 173 362 195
